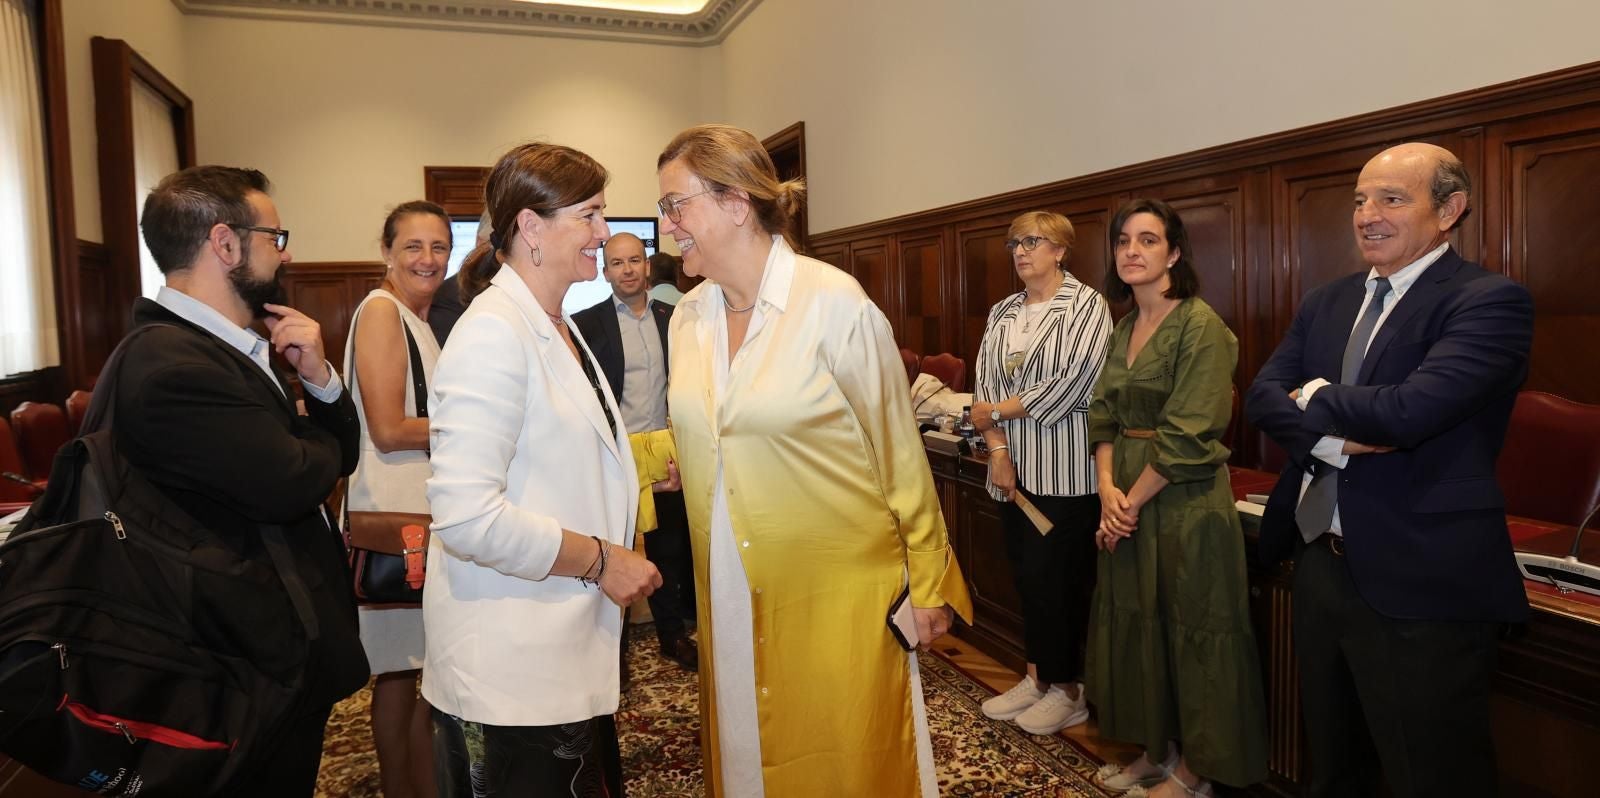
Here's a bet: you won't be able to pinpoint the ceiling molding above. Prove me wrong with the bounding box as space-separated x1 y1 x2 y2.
171 0 763 46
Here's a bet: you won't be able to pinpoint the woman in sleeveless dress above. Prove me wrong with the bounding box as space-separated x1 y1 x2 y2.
343 200 451 798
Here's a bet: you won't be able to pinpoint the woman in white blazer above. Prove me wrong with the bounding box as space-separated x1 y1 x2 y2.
423 143 662 797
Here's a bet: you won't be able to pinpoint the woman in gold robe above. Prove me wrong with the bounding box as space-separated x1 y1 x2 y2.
657 124 972 797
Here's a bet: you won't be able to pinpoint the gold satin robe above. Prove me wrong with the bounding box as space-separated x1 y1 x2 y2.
667 239 972 797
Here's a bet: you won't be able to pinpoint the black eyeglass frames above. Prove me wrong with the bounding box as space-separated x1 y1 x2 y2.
233 225 290 252
1004 235 1050 253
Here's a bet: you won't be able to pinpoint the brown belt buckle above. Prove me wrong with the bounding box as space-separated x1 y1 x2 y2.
1325 535 1346 556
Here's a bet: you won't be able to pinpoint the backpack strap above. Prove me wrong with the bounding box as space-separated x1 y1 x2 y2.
401 322 429 420
258 523 321 642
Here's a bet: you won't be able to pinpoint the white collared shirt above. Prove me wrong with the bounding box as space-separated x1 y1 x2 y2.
1295 241 1448 533
154 286 342 402
612 295 668 433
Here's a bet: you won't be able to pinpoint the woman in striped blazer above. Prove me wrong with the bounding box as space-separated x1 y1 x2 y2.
971 210 1113 735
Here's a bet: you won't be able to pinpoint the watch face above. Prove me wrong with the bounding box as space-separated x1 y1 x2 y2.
991 409 1003 423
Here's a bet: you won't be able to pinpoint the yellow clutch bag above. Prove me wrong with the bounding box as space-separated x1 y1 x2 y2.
629 429 678 535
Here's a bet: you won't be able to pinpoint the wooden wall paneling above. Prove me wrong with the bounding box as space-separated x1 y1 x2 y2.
811 241 848 274
74 241 116 383
953 480 1025 673
955 218 1021 389
848 236 896 331
423 166 490 217
896 227 946 359
280 262 385 377
1057 201 1113 302
1484 107 1600 403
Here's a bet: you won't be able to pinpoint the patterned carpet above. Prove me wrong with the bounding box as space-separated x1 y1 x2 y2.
316 625 1112 797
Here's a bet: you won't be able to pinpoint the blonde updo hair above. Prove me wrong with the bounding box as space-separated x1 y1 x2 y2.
1008 211 1076 269
657 124 806 248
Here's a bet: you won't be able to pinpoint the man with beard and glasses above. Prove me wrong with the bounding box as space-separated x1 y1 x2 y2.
113 165 369 797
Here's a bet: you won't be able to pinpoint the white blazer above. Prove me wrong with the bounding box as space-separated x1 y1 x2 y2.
422 265 639 727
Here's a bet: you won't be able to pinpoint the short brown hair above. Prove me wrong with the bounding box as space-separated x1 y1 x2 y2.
140 165 270 274
1008 211 1076 267
657 124 806 248
459 143 608 304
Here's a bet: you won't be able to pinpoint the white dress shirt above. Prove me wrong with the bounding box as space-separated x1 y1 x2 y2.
154 286 342 402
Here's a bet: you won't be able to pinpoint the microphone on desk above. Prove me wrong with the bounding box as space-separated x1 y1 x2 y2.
1514 503 1600 598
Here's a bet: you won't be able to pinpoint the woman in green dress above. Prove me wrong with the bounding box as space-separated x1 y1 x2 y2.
1085 198 1267 798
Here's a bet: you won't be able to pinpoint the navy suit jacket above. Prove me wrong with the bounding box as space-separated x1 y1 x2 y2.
572 296 673 402
1244 248 1533 623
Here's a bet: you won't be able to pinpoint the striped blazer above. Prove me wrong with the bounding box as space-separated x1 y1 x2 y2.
974 274 1112 499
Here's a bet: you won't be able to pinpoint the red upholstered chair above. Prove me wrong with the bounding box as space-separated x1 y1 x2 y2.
65 390 92 435
900 348 920 384
1496 391 1600 526
920 353 966 393
10 401 70 483
0 418 43 502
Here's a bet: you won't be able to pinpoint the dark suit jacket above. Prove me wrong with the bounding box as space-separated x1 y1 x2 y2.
429 275 464 346
572 296 673 403
113 298 369 708
1245 248 1533 623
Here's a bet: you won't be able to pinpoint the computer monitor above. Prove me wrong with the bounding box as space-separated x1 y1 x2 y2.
441 216 660 316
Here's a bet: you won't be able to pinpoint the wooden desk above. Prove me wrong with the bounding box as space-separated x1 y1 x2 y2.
928 448 1600 798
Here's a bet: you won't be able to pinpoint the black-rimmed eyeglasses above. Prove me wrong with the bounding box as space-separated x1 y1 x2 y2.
233 225 290 252
1004 235 1050 253
657 189 715 224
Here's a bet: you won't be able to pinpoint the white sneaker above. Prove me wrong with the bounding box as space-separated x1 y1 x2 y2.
980 675 1045 720
1015 684 1090 735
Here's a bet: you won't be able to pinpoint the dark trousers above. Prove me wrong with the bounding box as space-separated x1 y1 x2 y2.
644 490 696 647
228 705 333 798
433 708 624 797
1294 539 1499 798
1001 489 1100 685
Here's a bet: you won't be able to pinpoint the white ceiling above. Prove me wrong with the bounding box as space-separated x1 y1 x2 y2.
172 0 762 46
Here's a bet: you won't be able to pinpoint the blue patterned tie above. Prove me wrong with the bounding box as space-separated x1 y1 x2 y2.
1296 277 1392 541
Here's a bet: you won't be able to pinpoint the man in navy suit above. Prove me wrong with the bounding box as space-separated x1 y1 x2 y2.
574 232 698 673
1245 143 1533 797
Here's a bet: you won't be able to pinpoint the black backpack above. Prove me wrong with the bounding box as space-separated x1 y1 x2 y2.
0 325 324 796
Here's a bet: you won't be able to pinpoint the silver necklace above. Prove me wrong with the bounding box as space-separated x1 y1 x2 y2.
1021 302 1047 333
723 292 756 313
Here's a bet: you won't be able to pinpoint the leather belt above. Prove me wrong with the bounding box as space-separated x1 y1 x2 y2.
1310 533 1346 556
1120 428 1156 439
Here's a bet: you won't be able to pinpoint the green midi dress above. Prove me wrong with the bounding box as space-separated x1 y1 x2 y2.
1083 297 1268 787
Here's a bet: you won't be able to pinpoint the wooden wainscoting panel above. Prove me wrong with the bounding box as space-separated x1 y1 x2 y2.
1490 109 1600 403
953 480 1025 673
897 229 946 359
956 218 1020 389
423 166 490 217
811 241 848 274
73 240 118 384
280 262 385 376
1059 201 1112 309
848 237 895 332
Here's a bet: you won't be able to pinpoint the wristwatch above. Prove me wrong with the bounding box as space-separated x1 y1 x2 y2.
990 408 1004 425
